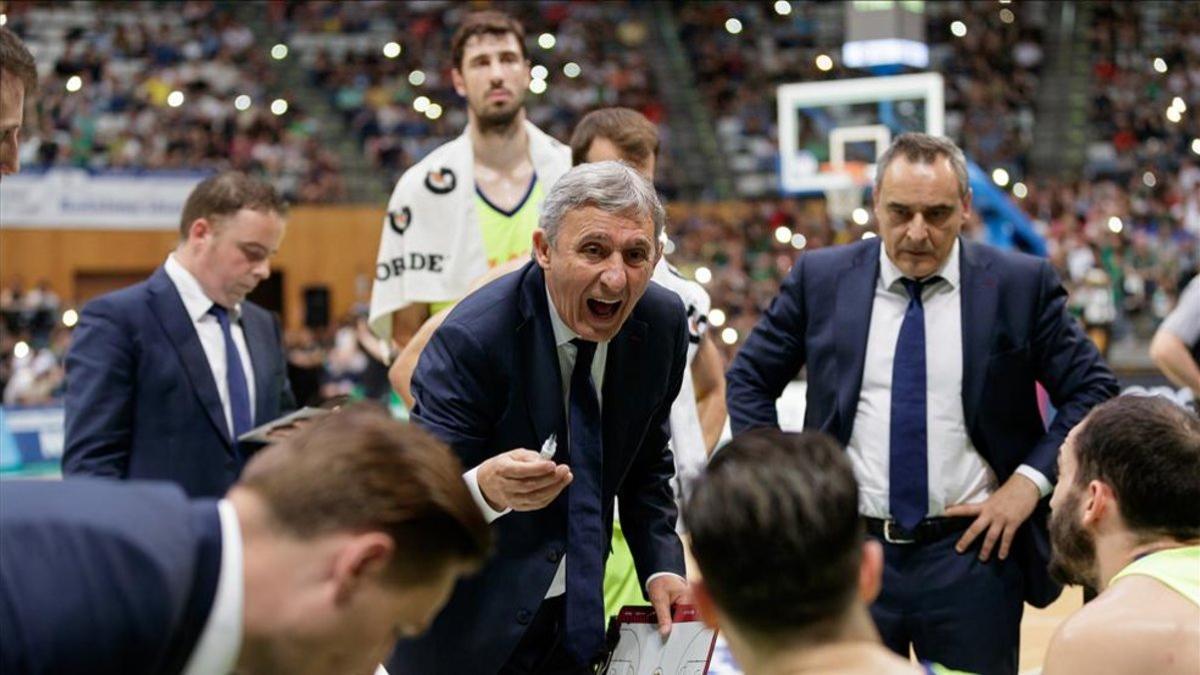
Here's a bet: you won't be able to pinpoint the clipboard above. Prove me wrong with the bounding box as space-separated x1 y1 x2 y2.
601 605 718 675
236 406 330 444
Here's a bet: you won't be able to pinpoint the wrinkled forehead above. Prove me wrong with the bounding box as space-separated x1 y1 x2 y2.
563 206 654 243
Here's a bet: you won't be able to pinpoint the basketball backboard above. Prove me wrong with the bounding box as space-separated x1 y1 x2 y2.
777 73 945 196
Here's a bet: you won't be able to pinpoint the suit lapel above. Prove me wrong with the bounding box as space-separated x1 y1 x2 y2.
239 308 272 426
601 316 648 492
959 239 998 435
517 264 566 447
146 268 232 449
834 241 880 444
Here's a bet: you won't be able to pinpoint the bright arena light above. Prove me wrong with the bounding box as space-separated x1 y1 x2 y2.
774 1 792 16
413 96 431 112
408 70 426 86
725 18 743 35
950 21 967 38
270 43 288 60
709 309 727 327
270 98 288 115
1167 107 1182 124
529 79 547 94
815 54 834 72
531 65 549 80
0 14 7 26
1143 172 1157 188
538 33 556 50
425 103 443 120
862 231 878 240
1172 97 1186 113
65 75 83 92
564 62 581 78
1192 138 1200 155
992 168 1010 187
721 327 739 345
13 341 29 359
383 42 402 59
1153 57 1168 74
234 94 252 111
851 207 870 225
1012 182 1028 199
774 226 792 244
792 233 807 250
1107 216 1124 234
62 309 79 328
999 8 1015 24
695 266 713 284
167 90 185 108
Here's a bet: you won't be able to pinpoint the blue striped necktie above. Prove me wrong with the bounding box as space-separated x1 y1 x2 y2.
208 304 253 443
889 277 939 530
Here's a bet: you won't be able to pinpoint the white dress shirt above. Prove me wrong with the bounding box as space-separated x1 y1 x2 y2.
181 500 243 675
847 240 1051 520
464 289 681 599
164 255 257 438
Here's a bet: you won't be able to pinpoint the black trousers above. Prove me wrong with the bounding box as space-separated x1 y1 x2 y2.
869 530 1024 675
499 596 595 675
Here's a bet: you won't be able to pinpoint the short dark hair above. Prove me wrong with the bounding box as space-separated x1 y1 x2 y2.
684 430 862 641
569 107 659 169
179 171 288 239
451 10 527 70
238 404 492 584
0 27 38 93
874 132 969 199
1072 396 1200 542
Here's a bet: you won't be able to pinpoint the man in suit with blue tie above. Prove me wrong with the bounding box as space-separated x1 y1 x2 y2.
726 133 1119 675
63 171 295 497
390 161 691 674
2 406 492 675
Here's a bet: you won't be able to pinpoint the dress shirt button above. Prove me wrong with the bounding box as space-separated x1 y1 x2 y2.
516 608 533 625
546 548 562 563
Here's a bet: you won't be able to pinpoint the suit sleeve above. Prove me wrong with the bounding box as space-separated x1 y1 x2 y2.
409 321 498 465
725 253 810 433
271 313 296 413
1025 261 1120 479
619 309 689 590
62 298 135 479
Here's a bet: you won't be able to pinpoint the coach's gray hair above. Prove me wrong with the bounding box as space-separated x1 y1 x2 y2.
539 161 665 246
874 132 969 199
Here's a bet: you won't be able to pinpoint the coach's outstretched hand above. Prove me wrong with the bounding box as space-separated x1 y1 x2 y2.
477 449 573 512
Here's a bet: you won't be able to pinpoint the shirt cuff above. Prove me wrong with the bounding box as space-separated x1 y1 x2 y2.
463 466 511 523
644 571 687 593
1015 464 1053 498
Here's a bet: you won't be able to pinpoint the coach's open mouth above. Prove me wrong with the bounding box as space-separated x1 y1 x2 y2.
586 298 621 320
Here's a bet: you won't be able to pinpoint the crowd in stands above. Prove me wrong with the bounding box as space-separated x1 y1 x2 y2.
8 0 346 202
0 279 67 406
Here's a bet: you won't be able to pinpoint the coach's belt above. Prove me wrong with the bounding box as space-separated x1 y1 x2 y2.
864 516 974 545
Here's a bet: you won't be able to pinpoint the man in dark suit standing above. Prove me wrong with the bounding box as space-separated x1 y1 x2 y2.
726 133 1119 675
2 406 491 675
63 171 295 497
391 161 691 674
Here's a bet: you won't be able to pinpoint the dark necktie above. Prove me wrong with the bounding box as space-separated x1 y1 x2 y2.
889 277 938 530
563 338 605 665
208 304 253 443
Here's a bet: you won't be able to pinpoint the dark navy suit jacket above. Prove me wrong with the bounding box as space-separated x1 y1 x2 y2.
390 261 689 674
63 266 294 497
726 238 1119 607
0 479 223 675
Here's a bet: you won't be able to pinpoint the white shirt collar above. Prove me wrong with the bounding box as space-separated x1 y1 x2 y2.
165 253 242 321
878 237 961 292
181 499 244 675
